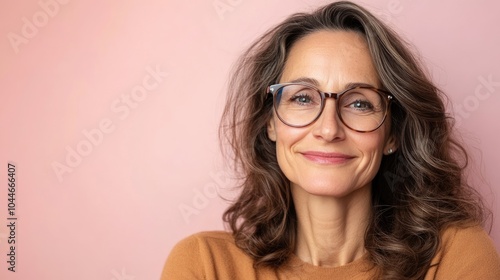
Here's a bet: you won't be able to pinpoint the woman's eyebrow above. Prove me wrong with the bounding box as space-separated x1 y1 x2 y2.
287 77 320 86
285 77 377 90
344 82 378 89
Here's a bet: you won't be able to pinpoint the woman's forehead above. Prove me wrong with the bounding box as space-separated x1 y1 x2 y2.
280 30 380 90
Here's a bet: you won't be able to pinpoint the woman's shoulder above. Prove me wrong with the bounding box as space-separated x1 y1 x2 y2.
162 231 258 279
439 224 498 254
166 230 242 261
171 230 237 251
426 224 500 279
178 230 233 243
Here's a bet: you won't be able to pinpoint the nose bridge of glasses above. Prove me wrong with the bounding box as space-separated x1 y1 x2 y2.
319 94 341 123
323 92 340 100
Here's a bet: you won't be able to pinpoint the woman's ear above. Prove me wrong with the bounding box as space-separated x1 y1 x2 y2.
267 117 277 142
383 134 398 155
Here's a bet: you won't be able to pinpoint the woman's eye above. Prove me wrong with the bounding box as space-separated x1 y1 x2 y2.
291 94 313 104
348 100 374 110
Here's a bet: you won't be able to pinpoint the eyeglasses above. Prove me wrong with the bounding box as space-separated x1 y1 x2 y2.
267 83 393 132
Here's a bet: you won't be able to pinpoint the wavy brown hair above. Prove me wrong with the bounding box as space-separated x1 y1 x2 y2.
220 1 487 279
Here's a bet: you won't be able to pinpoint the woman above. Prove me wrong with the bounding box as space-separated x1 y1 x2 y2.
162 1 500 279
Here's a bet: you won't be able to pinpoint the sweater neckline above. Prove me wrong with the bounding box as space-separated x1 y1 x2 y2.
282 251 378 277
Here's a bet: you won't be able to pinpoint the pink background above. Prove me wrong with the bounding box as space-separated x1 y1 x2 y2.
1 0 499 279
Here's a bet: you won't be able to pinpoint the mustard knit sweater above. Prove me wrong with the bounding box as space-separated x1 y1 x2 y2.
162 225 500 279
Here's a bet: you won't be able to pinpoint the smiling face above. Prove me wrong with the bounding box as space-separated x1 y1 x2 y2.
267 30 396 197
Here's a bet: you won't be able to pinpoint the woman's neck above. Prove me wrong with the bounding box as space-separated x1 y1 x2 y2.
291 183 372 267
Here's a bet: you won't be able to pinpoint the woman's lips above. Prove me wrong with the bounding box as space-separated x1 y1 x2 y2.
300 151 355 164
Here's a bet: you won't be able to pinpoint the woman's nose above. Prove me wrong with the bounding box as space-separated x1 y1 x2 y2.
312 99 345 142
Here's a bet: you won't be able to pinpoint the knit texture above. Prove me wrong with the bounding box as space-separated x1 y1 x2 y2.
162 225 500 279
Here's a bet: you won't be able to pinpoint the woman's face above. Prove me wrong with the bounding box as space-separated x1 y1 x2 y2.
267 30 396 197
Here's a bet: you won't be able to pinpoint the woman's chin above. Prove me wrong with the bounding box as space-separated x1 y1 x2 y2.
291 182 370 199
